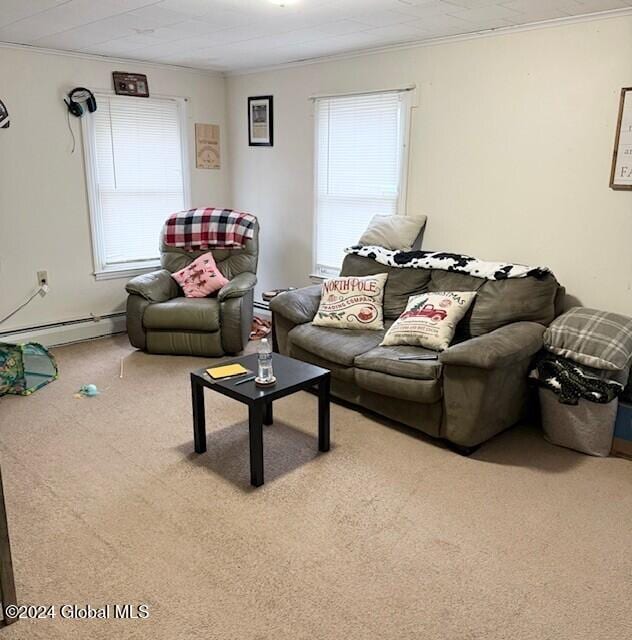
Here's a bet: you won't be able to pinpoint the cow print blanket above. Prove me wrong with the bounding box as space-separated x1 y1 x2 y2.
345 246 551 281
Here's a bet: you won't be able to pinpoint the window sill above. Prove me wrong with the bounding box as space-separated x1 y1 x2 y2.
94 263 160 281
309 271 340 282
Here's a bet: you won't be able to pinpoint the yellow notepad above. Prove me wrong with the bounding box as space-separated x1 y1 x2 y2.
206 363 248 380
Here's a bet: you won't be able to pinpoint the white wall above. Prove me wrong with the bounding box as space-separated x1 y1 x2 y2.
0 46 229 333
227 15 632 316
2 14 631 337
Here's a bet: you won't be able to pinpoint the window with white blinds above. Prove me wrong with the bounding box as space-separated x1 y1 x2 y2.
314 90 411 277
83 94 189 278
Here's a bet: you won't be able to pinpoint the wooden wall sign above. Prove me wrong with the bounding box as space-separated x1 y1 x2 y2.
610 87 632 190
112 72 149 98
195 123 220 169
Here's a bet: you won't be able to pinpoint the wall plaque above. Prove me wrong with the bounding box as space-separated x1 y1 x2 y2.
112 72 149 98
195 123 220 169
610 87 632 190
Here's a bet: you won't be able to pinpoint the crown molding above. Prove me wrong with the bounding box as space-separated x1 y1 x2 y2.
2 6 631 79
224 6 632 78
0 40 222 77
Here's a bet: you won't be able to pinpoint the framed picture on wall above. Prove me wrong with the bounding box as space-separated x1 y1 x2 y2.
610 87 632 190
112 72 149 97
248 95 273 147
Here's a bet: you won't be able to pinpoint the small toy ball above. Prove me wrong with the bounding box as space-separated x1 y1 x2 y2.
78 384 99 397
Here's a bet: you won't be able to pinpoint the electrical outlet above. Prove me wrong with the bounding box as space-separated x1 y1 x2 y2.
37 270 48 287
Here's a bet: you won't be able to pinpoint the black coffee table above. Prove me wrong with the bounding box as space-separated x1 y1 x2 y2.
190 353 331 487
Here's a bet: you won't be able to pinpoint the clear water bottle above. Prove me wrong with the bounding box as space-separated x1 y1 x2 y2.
257 338 274 382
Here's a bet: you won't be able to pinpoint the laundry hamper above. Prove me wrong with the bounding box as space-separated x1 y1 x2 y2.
0 342 58 396
539 388 617 456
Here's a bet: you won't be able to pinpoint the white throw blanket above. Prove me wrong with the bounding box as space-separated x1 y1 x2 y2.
345 246 551 281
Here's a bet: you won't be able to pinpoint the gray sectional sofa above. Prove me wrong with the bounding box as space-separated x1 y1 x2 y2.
270 252 564 451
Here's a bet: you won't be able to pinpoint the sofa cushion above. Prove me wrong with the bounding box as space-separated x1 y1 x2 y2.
340 253 431 319
382 269 432 320
354 345 442 380
467 274 559 337
355 369 442 404
428 270 484 294
428 269 559 338
287 343 356 383
288 323 385 367
143 298 220 331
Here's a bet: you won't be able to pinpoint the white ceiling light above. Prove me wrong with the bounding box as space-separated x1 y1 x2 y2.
269 0 299 6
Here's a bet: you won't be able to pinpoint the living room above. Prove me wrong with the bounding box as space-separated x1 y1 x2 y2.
1 1 631 638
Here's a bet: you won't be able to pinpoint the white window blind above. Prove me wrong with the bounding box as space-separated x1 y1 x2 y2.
83 94 188 278
314 90 410 277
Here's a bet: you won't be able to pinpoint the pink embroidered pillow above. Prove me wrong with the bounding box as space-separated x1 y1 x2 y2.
171 252 228 298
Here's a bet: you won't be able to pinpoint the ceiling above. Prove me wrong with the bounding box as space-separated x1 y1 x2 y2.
1 0 631 73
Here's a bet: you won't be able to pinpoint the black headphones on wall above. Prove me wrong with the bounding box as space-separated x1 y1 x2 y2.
65 87 97 117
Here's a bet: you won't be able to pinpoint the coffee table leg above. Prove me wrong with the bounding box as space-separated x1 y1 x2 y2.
191 376 206 454
263 401 273 426
249 402 265 487
318 374 331 452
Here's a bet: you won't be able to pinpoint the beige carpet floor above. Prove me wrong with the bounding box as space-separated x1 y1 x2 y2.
0 335 631 639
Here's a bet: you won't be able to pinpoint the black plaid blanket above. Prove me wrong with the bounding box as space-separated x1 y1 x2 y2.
164 208 256 250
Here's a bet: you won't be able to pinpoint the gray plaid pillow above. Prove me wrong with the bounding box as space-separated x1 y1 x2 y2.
544 307 632 371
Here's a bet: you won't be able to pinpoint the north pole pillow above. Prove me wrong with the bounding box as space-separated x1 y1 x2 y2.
313 274 388 330
381 291 477 351
171 252 229 298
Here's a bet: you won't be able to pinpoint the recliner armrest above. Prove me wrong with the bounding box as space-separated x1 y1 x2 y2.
126 269 179 302
269 285 322 325
218 272 257 301
439 322 545 370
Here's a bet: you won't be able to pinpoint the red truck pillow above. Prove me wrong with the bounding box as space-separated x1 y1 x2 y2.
381 291 477 351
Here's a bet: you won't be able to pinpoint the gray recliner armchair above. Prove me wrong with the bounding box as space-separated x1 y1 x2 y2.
125 220 258 357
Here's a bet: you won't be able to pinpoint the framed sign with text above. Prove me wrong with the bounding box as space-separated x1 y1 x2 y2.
248 95 273 147
112 72 149 98
195 123 220 169
610 87 632 190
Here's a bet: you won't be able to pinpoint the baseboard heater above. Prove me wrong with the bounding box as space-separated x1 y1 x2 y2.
0 312 127 347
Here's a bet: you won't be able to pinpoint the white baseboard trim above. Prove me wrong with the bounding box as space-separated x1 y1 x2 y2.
0 313 126 347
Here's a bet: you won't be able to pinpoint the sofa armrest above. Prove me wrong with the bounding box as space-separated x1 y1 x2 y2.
125 269 179 302
439 322 545 370
218 272 257 301
269 285 322 325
